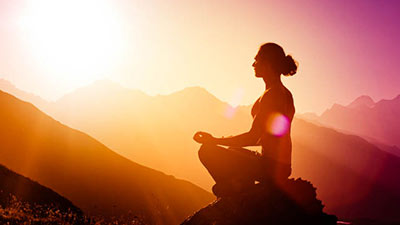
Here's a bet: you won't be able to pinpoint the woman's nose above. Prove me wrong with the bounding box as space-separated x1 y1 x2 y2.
252 62 255 67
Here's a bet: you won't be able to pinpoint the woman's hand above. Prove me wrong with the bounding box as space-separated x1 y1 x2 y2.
193 131 216 144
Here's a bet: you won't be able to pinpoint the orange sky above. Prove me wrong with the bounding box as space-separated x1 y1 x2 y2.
1 0 399 114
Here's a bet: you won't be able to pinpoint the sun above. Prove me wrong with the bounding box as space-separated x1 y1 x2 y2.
18 0 126 87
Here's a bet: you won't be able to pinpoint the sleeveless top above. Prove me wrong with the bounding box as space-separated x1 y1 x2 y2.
251 86 295 166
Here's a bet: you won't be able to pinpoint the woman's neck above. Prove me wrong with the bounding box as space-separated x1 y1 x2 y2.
263 76 282 89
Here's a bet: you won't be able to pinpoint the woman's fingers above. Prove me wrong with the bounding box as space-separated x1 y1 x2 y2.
193 131 204 143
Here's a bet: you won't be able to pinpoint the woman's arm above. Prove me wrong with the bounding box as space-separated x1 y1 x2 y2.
193 131 257 147
193 89 280 146
193 111 265 147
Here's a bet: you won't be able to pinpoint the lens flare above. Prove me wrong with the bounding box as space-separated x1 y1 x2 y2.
266 112 290 137
224 105 238 119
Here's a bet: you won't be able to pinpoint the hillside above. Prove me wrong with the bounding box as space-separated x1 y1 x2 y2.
0 90 214 225
0 79 50 111
291 119 400 221
0 163 79 210
0 163 86 224
47 80 251 189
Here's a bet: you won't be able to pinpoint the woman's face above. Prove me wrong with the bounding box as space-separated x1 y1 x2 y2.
252 54 274 79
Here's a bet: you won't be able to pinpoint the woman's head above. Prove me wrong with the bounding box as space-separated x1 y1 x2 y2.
252 43 298 79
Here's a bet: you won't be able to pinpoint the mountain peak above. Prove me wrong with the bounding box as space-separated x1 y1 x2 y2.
0 78 19 92
347 95 375 109
90 79 125 90
0 78 14 86
177 86 210 95
56 79 149 103
167 86 220 102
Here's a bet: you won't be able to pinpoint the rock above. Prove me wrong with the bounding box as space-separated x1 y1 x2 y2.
181 178 337 225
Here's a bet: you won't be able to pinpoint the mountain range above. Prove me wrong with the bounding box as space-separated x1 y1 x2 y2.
0 90 213 225
1 79 400 222
299 94 400 157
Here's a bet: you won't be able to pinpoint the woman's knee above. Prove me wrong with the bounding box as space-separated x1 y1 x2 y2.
198 144 216 164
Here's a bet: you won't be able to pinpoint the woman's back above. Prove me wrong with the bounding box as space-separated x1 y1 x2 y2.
251 84 295 165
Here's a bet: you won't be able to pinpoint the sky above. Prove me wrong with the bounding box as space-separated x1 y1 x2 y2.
0 0 399 114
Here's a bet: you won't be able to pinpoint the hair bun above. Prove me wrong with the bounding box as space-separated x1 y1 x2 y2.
282 55 298 76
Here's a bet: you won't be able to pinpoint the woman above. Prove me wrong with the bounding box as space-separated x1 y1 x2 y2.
193 42 298 197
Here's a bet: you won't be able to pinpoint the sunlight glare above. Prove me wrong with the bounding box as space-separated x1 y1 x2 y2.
18 0 126 87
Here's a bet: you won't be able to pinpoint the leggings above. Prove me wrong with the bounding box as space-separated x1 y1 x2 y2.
198 144 291 185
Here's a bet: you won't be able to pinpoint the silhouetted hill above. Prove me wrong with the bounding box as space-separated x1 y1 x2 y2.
291 119 400 222
0 163 85 224
0 90 214 225
0 163 81 213
369 142 400 158
317 94 400 149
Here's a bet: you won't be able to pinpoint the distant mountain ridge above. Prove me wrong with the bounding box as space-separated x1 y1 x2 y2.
317 94 400 149
347 95 375 109
0 90 213 225
291 119 400 221
0 79 50 110
2 79 400 222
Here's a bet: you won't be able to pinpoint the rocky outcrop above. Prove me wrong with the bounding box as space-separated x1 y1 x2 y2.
182 178 337 225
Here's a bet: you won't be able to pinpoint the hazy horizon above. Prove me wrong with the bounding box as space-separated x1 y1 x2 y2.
2 77 400 117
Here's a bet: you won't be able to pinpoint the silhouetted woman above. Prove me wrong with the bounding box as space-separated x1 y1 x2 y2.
193 43 298 197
